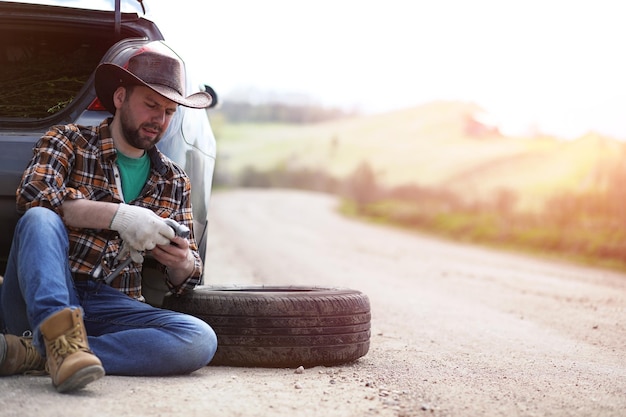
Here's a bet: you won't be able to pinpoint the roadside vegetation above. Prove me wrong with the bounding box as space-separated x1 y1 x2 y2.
210 100 626 271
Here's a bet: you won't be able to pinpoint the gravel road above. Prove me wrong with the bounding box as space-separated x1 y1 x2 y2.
1 188 625 417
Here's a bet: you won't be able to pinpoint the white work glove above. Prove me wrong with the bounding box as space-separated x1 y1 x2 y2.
110 204 176 263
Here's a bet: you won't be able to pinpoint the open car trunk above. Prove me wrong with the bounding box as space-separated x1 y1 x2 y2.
0 27 109 119
0 2 163 124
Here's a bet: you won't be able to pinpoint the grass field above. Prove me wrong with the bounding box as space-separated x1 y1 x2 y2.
211 100 625 209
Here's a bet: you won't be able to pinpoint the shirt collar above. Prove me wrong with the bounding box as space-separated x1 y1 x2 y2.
98 118 116 162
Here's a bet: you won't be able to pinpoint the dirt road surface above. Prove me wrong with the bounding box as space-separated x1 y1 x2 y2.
1 189 625 417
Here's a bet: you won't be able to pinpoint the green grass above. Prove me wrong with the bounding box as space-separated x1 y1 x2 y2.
339 197 626 272
213 101 625 209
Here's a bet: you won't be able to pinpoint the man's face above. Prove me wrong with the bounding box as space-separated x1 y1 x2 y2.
118 85 178 150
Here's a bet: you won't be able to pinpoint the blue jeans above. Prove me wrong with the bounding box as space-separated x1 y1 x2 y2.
0 207 217 376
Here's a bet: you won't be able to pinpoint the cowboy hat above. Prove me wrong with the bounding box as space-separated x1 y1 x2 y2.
95 46 212 114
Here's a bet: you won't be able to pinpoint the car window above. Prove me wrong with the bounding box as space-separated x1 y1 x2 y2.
0 0 144 13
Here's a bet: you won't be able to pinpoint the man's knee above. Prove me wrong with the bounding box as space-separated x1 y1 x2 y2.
15 207 67 245
183 315 218 367
19 206 62 226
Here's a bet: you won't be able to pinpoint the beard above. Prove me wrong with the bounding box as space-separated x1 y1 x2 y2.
119 108 164 151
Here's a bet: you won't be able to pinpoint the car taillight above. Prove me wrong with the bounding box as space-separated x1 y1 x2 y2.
87 98 107 111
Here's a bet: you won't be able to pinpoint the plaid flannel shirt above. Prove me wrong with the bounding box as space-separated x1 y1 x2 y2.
16 118 202 299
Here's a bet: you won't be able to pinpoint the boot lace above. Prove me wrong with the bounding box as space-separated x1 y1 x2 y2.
48 325 87 358
20 338 47 375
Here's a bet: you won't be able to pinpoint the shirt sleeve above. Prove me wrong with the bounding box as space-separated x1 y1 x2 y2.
16 126 86 216
164 252 203 295
162 170 203 295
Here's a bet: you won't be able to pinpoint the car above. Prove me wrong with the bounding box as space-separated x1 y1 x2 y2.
0 0 218 306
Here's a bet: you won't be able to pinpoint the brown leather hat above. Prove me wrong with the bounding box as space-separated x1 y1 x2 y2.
95 44 211 114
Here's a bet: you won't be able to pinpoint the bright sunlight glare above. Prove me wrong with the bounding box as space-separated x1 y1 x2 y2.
146 0 626 140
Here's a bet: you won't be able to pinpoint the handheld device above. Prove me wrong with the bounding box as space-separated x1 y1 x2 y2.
103 219 190 284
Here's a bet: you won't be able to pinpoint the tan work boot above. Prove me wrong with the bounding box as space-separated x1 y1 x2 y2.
40 308 105 393
0 334 46 376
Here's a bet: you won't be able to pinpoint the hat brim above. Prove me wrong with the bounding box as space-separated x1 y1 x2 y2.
95 63 212 114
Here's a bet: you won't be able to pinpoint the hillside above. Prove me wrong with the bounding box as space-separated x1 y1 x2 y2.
211 101 625 207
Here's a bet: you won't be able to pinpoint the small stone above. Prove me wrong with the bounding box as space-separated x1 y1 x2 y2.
294 383 303 389
295 366 305 374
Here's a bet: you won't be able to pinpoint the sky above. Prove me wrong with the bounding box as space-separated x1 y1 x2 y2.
145 0 626 140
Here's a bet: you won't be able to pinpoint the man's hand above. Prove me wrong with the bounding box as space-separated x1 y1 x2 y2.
151 236 196 286
109 204 175 252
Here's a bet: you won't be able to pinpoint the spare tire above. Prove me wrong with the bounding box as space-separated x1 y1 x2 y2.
162 285 371 368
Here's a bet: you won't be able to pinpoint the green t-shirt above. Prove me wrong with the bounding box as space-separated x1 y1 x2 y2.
116 151 150 202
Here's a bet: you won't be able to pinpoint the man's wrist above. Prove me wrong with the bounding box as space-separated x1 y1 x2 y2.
166 250 197 285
